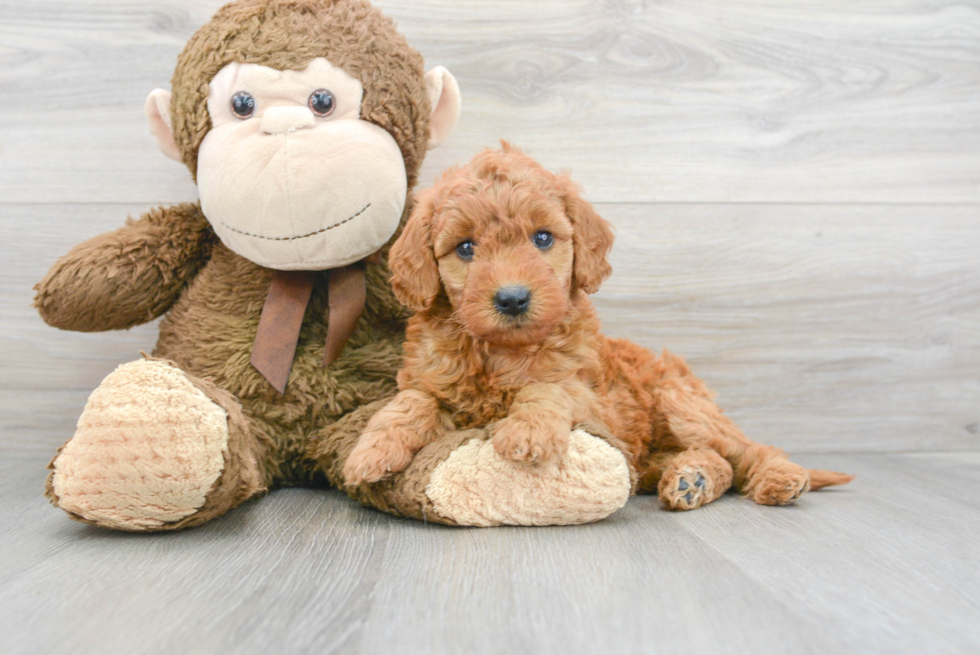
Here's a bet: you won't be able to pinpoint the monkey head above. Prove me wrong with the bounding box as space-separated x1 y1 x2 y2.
144 0 460 270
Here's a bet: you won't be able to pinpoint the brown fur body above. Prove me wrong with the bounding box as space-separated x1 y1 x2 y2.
35 183 411 495
345 145 853 508
34 0 434 528
153 233 410 486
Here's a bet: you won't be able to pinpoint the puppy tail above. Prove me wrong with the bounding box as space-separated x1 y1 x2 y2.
807 469 855 490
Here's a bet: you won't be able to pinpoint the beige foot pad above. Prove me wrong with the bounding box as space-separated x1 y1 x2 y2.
425 429 631 527
50 359 230 530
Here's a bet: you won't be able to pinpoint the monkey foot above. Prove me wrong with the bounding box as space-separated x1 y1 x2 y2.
48 359 234 530
424 429 631 526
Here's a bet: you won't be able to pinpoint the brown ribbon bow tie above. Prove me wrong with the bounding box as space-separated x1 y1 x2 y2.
250 263 368 394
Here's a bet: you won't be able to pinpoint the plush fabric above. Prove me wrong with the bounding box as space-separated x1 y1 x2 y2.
197 58 409 271
307 402 633 526
36 0 632 531
34 202 216 332
423 66 460 150
145 89 182 162
50 359 236 530
169 0 432 189
425 428 632 527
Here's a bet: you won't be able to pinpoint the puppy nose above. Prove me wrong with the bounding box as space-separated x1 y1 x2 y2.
260 106 316 135
494 286 531 316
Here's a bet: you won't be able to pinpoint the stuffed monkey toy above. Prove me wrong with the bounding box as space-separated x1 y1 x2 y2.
35 0 634 530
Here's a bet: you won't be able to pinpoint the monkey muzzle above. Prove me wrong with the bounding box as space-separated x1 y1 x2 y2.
197 115 407 271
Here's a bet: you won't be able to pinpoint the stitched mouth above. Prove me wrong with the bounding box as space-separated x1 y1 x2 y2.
219 203 370 241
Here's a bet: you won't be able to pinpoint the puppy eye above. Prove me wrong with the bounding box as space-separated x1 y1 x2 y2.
308 89 335 117
532 230 554 250
230 91 255 119
455 240 476 260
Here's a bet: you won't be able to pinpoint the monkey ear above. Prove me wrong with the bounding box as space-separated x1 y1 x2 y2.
389 191 443 311
144 89 182 162
558 176 615 294
424 66 461 150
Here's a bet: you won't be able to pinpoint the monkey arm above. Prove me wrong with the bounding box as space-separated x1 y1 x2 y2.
34 202 216 332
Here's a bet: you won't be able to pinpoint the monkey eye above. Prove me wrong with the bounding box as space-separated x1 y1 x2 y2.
455 240 476 261
230 91 255 119
308 89 335 117
532 230 554 250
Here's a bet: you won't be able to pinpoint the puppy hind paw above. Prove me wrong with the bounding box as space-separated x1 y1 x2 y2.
659 466 711 511
747 461 811 506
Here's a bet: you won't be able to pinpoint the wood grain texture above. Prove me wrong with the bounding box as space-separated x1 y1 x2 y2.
594 203 980 453
0 0 978 204
1 451 978 655
4 203 976 457
1 4 978 651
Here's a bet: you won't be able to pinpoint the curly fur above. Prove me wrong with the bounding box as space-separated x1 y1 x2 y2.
345 145 853 508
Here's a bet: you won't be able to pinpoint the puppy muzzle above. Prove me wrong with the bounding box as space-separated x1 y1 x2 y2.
494 286 531 317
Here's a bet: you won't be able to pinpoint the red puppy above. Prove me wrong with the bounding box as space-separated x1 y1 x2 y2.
345 144 852 510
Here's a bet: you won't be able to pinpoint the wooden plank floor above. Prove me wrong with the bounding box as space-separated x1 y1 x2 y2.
1 1 979 653
1 451 978 655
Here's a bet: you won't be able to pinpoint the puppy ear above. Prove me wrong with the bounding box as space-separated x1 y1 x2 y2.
389 190 442 311
558 176 614 294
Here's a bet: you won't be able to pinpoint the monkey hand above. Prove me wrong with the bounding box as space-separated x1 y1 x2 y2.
34 203 213 332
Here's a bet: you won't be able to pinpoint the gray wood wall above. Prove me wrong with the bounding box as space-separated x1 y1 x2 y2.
1 0 978 459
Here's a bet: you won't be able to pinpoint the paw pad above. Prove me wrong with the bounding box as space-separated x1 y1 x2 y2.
662 466 712 511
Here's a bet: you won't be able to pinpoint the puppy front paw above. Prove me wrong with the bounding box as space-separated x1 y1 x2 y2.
491 416 570 465
344 430 415 486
